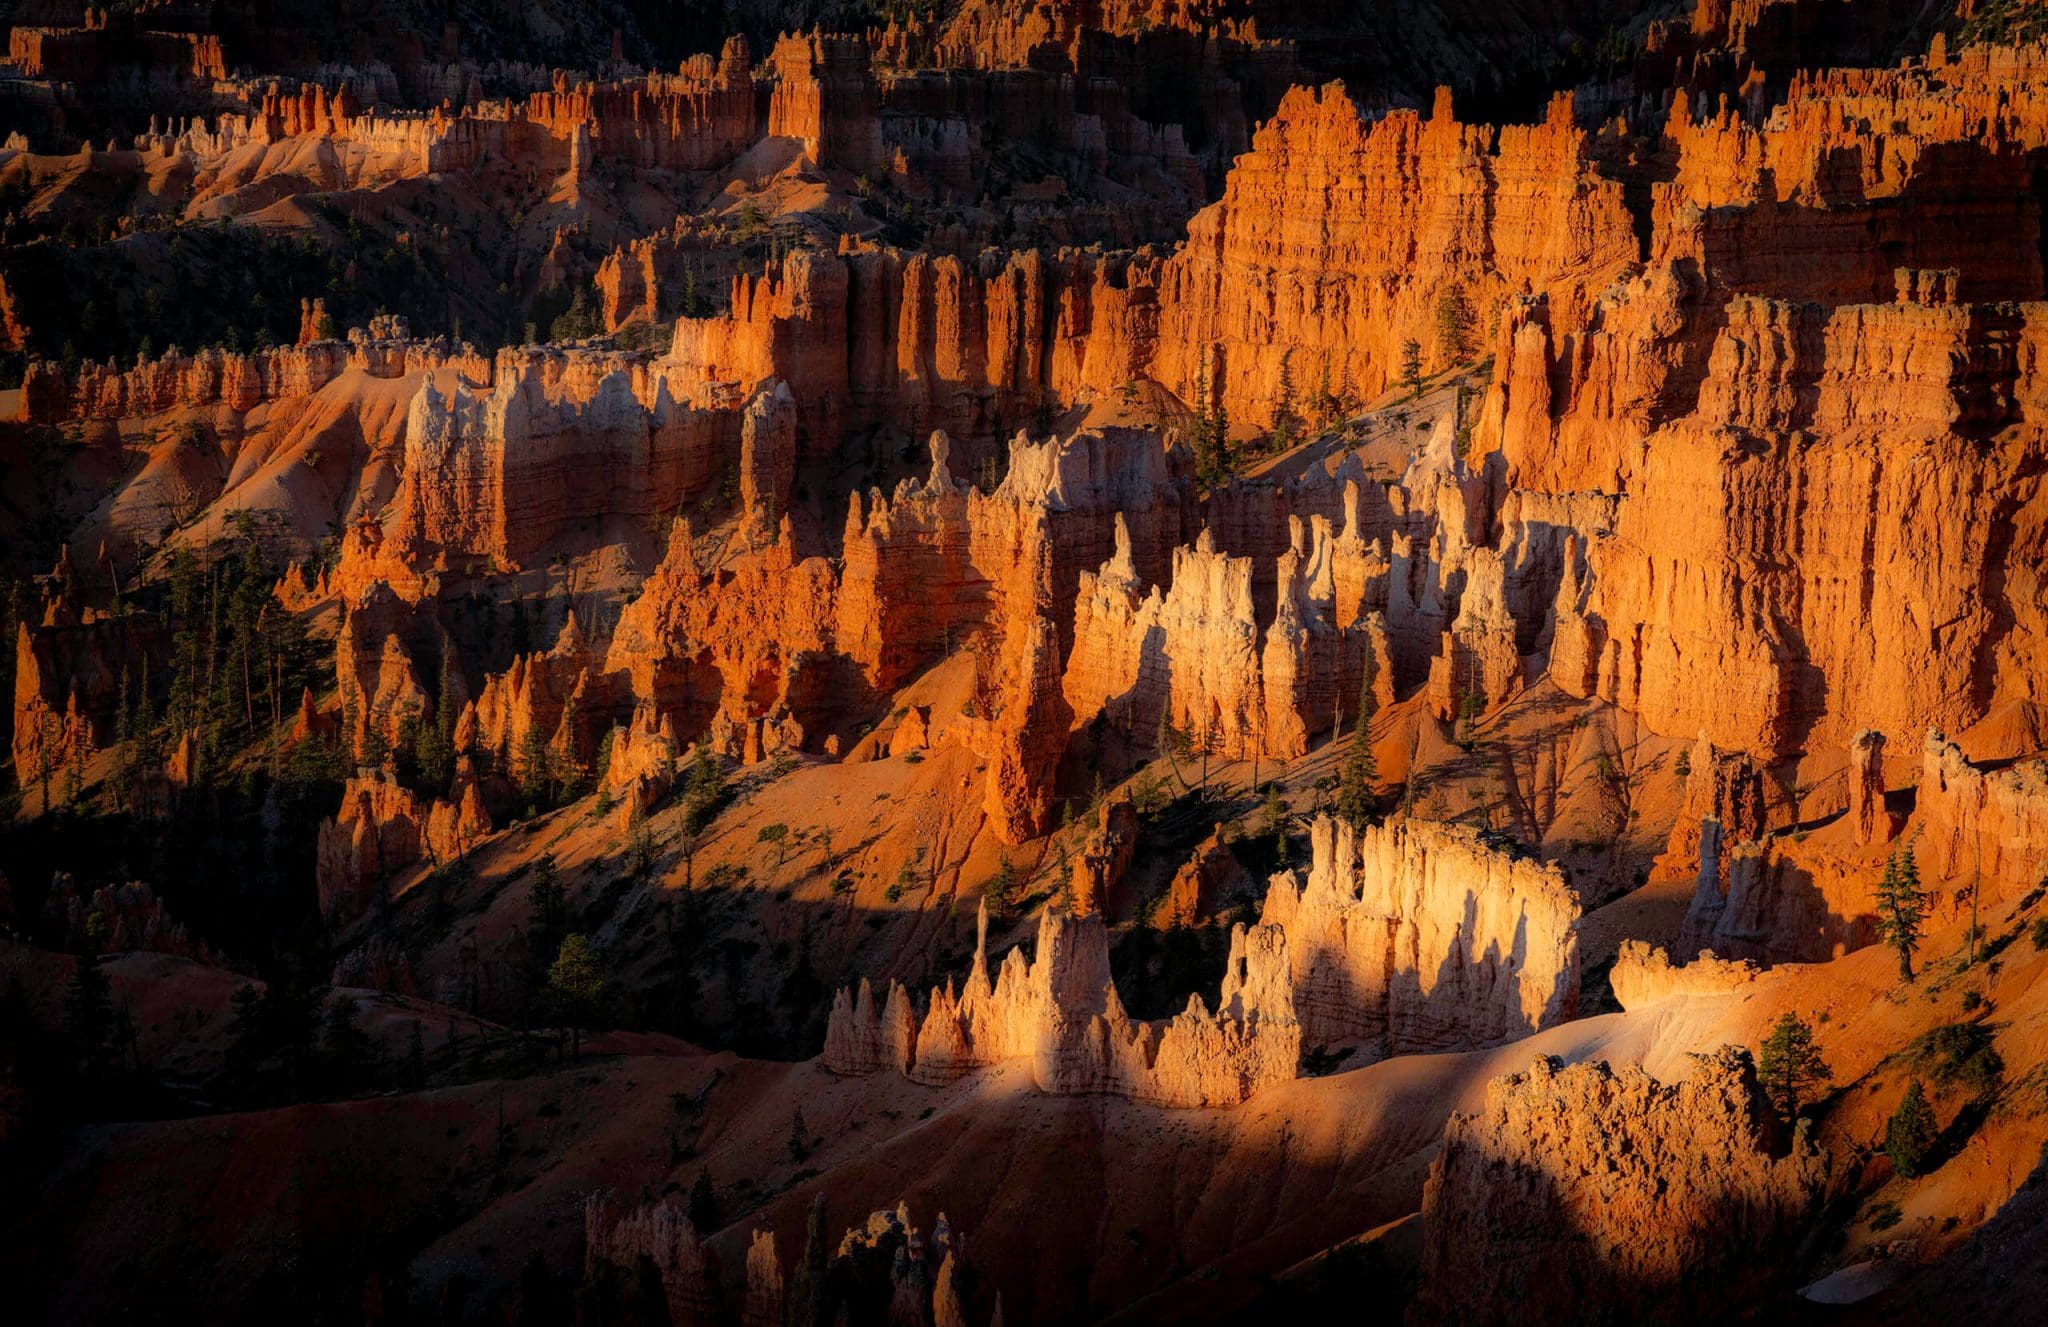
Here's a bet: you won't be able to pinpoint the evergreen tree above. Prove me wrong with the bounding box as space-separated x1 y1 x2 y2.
986 849 1018 917
514 1253 560 1327
1434 285 1476 364
1758 1012 1831 1122
66 954 113 1076
518 724 553 809
1400 337 1422 396
1884 1079 1938 1178
225 981 266 1083
1271 351 1298 452
682 742 726 833
786 1194 830 1327
626 1255 667 1327
1263 782 1291 864
321 994 374 1094
626 801 658 878
688 1168 720 1234
549 934 606 1057
786 1105 811 1162
1335 655 1380 831
1875 847 1931 982
405 1018 428 1090
758 822 790 868
528 855 567 948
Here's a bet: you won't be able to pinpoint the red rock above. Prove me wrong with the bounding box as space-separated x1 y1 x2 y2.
1416 1049 1831 1325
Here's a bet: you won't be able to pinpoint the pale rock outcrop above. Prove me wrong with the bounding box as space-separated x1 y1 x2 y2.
825 900 1299 1108
314 769 488 923
583 1193 716 1326
1158 825 1252 929
1655 734 1778 885
743 1229 783 1327
334 581 466 761
1069 794 1137 916
1259 816 1581 1053
1914 730 2048 901
981 612 1073 844
1152 84 1638 428
1609 940 1759 1011
1676 825 1877 967
836 431 986 694
737 381 797 546
820 978 916 1076
1847 729 1896 847
1424 544 1522 721
42 875 214 962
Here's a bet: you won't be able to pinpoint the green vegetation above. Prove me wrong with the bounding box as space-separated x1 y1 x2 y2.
548 934 607 1058
1909 1021 2004 1100
1434 285 1476 364
1884 1080 1938 1178
1875 847 1930 982
1757 1012 1831 1122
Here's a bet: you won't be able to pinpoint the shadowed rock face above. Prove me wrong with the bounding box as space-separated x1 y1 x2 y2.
1415 1049 1831 1327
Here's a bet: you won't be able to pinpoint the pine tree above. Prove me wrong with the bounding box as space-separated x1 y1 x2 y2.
1757 1012 1831 1122
688 1168 720 1234
1400 337 1422 396
1271 351 1298 452
405 1018 428 1090
986 849 1018 916
518 724 552 810
627 802 657 877
1263 782 1291 865
1875 847 1930 982
322 994 373 1094
549 934 606 1057
66 954 113 1076
786 1106 811 1162
1434 285 1476 364
683 741 726 833
529 855 567 947
1335 654 1380 831
1884 1079 1938 1178
787 1194 830 1327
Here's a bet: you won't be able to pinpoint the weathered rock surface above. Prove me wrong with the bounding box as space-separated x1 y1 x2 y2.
1414 1048 1831 1326
1259 815 1581 1053
824 900 1299 1108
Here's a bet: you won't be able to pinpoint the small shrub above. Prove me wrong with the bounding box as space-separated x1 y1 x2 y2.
1884 1081 1938 1179
1911 1021 2005 1099
1865 1201 1903 1233
2029 917 2048 952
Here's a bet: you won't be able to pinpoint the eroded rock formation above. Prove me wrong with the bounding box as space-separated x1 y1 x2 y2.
1414 1049 1831 1326
1259 815 1581 1053
824 900 1299 1108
